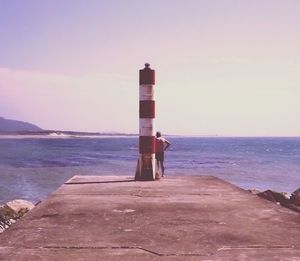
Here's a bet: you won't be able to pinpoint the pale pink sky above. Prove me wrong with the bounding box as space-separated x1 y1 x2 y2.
0 0 299 136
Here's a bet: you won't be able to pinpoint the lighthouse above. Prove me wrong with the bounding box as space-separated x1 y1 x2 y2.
135 63 156 181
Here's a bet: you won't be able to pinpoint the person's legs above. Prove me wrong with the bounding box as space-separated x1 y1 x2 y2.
156 153 162 173
156 153 166 177
156 158 160 172
161 160 165 177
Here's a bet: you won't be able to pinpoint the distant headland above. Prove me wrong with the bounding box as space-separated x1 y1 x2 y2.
0 116 42 132
0 116 136 137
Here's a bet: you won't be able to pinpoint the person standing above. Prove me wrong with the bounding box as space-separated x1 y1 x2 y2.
155 131 171 177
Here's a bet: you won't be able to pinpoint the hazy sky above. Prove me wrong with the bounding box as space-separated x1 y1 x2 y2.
0 0 299 136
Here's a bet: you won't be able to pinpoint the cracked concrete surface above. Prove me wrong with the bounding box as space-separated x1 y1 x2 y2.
0 175 299 260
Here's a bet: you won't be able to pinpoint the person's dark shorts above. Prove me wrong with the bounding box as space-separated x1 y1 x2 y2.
155 152 164 161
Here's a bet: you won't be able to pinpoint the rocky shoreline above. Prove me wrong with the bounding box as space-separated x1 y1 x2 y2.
0 199 35 233
248 188 300 213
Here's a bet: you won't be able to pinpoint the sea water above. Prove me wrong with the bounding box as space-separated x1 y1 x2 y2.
0 136 299 204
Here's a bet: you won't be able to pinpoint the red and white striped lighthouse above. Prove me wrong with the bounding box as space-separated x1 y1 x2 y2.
135 63 156 181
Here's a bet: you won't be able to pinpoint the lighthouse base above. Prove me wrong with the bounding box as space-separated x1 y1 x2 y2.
135 155 158 181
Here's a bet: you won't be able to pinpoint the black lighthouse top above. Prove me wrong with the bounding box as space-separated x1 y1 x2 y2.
139 63 155 85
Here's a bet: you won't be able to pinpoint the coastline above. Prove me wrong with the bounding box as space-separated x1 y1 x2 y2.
0 134 139 139
0 131 138 139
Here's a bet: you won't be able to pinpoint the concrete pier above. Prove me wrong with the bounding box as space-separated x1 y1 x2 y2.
0 175 299 260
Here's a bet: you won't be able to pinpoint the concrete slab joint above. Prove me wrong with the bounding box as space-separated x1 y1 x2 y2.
0 175 299 260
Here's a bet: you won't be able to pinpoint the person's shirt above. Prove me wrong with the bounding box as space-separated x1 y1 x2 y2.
155 137 168 153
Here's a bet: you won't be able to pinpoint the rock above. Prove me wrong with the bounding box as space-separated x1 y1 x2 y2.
248 189 261 195
5 199 35 217
285 203 300 213
0 199 35 233
290 188 300 206
256 189 300 214
0 207 12 232
257 190 290 206
281 192 291 199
